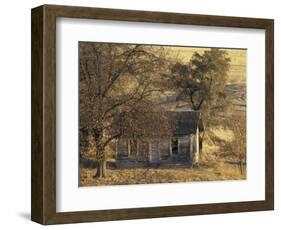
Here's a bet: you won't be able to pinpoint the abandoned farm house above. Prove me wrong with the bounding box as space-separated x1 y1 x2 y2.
115 111 203 168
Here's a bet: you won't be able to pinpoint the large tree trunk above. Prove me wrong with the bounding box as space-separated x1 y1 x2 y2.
102 160 107 177
95 160 107 178
94 146 107 178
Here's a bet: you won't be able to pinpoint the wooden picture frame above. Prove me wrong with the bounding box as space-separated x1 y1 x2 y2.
31 4 274 225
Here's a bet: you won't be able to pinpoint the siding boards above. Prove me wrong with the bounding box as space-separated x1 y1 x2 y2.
178 136 190 161
159 139 170 160
150 141 159 162
117 139 128 158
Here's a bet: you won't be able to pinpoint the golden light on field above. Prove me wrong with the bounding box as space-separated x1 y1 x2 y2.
165 46 247 83
79 42 247 186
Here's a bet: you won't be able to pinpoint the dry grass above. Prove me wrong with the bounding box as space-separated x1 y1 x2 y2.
214 161 246 179
210 127 234 142
80 162 246 186
80 124 246 187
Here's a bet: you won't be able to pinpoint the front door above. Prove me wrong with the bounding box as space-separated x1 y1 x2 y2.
172 137 178 155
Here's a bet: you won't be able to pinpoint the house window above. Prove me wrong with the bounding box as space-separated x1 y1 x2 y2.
172 137 178 154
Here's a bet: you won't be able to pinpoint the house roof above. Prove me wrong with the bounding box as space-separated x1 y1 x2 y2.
167 111 201 136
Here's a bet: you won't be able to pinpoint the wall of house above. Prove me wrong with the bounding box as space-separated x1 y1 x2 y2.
193 128 200 164
117 136 195 165
159 139 171 160
178 136 191 161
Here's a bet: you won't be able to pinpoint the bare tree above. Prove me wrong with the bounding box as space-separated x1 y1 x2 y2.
229 119 246 174
79 42 170 178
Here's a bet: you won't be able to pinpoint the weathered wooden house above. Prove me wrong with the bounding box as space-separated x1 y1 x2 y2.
115 111 203 168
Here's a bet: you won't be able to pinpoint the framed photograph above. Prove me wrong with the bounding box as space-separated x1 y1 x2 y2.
31 4 274 225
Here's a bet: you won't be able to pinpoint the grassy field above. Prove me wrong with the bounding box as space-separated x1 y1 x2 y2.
80 119 246 187
80 161 246 186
